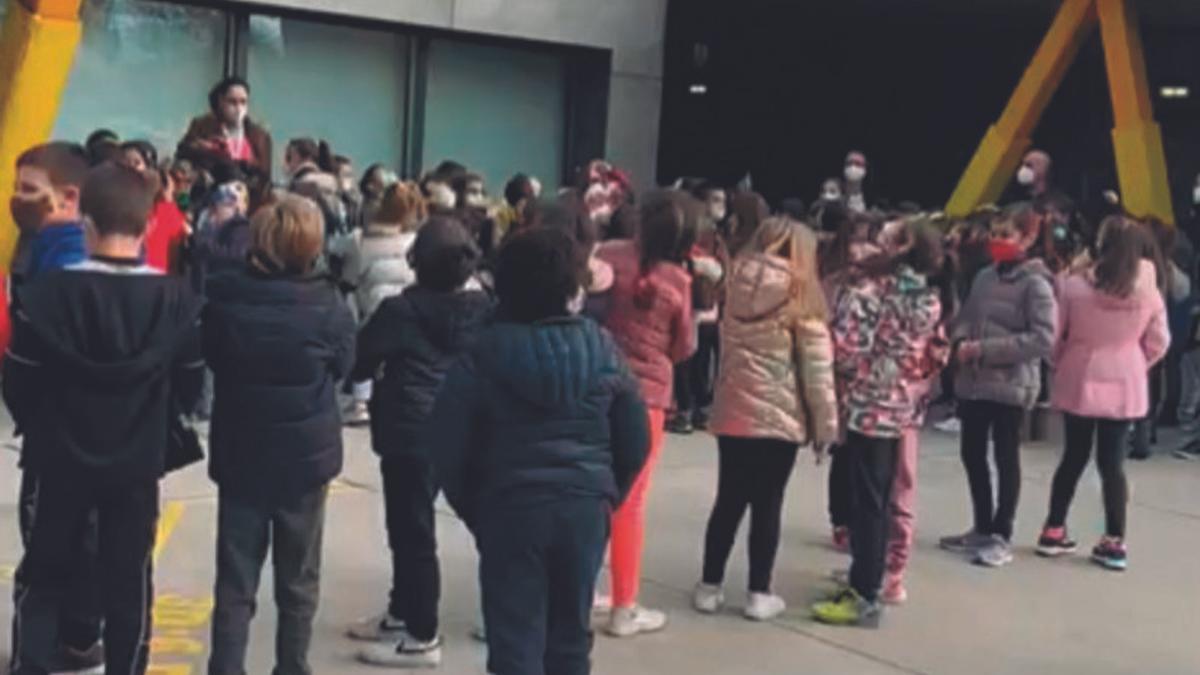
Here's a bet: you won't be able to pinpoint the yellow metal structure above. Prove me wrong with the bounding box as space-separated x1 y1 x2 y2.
946 0 1175 225
0 0 84 271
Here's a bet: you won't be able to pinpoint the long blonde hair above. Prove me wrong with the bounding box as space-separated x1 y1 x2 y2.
745 216 828 322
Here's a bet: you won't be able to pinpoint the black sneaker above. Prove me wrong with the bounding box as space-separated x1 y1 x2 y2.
1091 538 1128 571
692 410 710 431
1172 441 1200 460
666 414 694 435
1036 529 1078 557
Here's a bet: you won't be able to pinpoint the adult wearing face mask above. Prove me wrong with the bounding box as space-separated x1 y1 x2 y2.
843 151 869 213
178 77 273 186
1014 149 1057 202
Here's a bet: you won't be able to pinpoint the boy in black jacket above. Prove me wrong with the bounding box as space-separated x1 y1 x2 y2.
349 216 492 667
432 229 650 675
5 163 205 675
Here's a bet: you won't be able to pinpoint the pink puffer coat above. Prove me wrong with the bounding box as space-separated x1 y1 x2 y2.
709 253 839 445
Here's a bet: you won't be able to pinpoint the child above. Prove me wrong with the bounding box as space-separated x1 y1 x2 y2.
938 204 1057 568
204 195 355 675
433 228 650 675
814 220 949 628
6 162 205 675
1173 307 1200 460
347 216 493 667
1037 218 1169 570
10 142 90 278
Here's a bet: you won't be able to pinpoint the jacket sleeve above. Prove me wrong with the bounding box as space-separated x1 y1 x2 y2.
608 367 651 506
668 277 697 364
978 275 1057 366
351 300 396 383
2 306 46 433
1141 290 1171 368
172 316 206 415
830 285 874 380
429 357 484 526
794 316 839 445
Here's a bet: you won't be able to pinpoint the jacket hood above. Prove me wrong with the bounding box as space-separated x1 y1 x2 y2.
998 257 1053 283
476 317 618 412
727 253 793 321
407 286 493 352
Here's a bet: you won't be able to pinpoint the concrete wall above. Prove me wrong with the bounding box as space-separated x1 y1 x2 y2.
230 0 668 187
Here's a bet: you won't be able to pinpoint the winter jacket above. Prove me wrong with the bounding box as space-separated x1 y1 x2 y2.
203 265 356 506
352 285 493 458
596 239 695 409
340 224 418 321
3 257 205 483
709 252 838 445
831 265 950 438
952 258 1058 409
1052 260 1170 420
190 216 252 293
29 222 86 277
177 113 273 183
431 317 650 527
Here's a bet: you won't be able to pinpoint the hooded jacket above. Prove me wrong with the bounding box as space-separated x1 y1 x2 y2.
3 259 205 483
431 317 650 527
29 222 86 277
1052 260 1170 419
340 224 418 321
952 258 1058 409
709 252 838 445
203 266 355 505
352 285 493 457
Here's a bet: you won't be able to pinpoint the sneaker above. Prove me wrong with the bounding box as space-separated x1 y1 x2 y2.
938 529 992 554
1172 443 1200 460
811 587 882 628
344 401 370 427
744 593 786 621
693 410 710 431
934 417 961 433
831 526 851 553
1036 527 1078 557
357 631 443 668
1091 537 1128 571
692 583 725 614
347 612 407 642
973 535 1014 568
881 574 907 606
606 605 668 637
50 642 104 674
666 414 694 435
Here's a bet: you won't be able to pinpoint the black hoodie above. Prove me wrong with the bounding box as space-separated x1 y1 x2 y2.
352 285 493 458
3 258 205 483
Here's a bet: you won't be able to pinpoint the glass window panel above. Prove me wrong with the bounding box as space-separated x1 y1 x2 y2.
423 39 566 192
52 0 227 157
247 15 407 180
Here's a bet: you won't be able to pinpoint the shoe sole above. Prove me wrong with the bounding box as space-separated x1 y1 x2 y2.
812 612 882 629
744 609 785 622
357 654 441 668
1090 555 1128 572
605 620 669 638
1035 545 1077 558
972 554 1014 568
346 630 408 642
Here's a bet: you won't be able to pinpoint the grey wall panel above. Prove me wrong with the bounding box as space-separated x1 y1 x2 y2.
606 73 662 189
233 0 453 29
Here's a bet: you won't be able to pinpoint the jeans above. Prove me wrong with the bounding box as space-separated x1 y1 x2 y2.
702 436 799 592
959 399 1024 541
1046 414 1131 538
478 497 609 675
1177 349 1200 439
209 487 327 675
11 474 157 675
845 432 898 603
381 454 440 641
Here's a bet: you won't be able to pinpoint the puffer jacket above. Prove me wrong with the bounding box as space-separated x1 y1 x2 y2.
340 224 418 321
832 266 950 438
952 258 1057 409
709 252 838 445
596 239 694 408
430 317 651 527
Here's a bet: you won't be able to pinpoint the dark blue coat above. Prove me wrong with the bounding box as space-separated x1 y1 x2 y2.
430 316 650 526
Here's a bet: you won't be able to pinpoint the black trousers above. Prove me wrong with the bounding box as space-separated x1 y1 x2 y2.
959 399 1025 541
845 432 898 603
209 487 326 675
1047 414 1131 538
673 322 719 417
702 436 799 592
478 497 608 675
11 474 157 675
381 454 441 642
1130 363 1164 455
827 443 853 529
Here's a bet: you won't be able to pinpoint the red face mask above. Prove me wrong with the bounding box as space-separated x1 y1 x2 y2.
988 239 1024 264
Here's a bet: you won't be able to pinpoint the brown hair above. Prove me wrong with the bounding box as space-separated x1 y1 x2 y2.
80 163 157 237
250 194 325 274
1093 215 1147 299
373 181 428 232
747 216 828 322
638 190 698 273
17 142 90 190
725 191 770 256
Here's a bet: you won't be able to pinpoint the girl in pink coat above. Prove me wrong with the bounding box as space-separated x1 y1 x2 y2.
1037 218 1170 571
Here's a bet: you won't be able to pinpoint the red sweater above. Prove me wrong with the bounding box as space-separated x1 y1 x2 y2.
145 200 188 273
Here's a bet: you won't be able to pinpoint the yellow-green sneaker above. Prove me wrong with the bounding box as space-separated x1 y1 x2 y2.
811 587 882 628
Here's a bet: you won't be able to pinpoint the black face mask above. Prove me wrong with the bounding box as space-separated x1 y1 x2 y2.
10 194 53 233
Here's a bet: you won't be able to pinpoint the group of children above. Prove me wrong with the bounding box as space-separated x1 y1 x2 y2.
2 133 1173 675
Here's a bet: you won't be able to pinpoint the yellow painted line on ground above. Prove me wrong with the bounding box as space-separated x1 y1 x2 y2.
154 501 186 565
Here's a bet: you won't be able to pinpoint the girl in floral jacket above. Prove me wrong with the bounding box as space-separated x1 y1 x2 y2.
813 219 950 628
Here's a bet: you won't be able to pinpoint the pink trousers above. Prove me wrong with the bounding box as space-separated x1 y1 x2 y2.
610 408 665 608
887 428 919 577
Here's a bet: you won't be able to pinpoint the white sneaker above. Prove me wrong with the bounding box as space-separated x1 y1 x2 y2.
606 605 667 637
692 583 725 614
357 631 443 668
344 401 370 427
347 612 407 642
973 535 1015 568
743 593 786 621
934 417 961 433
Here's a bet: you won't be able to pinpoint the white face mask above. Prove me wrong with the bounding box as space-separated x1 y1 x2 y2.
428 182 456 210
1193 185 1200 205
1017 166 1036 186
844 165 866 183
465 193 488 209
823 190 842 202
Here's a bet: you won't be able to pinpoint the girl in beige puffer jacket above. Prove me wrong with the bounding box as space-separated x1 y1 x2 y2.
696 217 838 621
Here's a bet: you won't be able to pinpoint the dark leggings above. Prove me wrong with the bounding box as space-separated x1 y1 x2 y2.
827 444 852 529
702 436 799 593
959 399 1024 541
1047 414 1131 538
674 323 720 417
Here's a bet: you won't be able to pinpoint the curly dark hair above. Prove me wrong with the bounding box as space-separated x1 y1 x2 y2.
496 228 585 323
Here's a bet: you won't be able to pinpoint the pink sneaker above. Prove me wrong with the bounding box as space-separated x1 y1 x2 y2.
832 527 851 553
881 574 907 605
